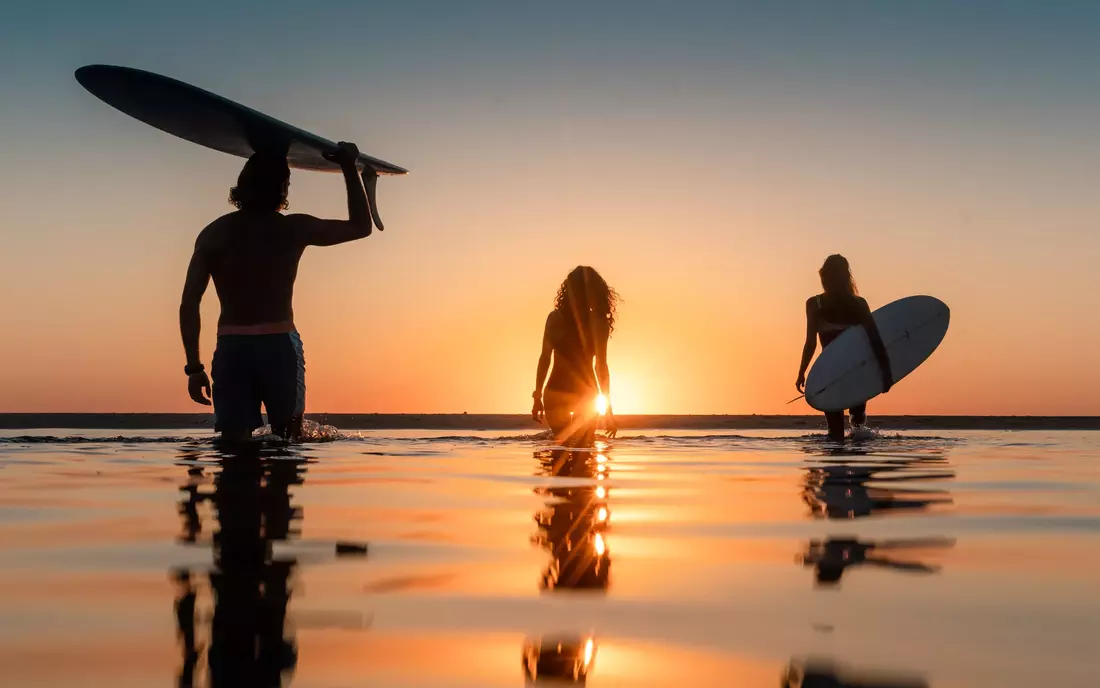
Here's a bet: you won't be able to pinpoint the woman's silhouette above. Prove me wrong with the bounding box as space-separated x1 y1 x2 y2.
532 266 619 445
796 255 893 441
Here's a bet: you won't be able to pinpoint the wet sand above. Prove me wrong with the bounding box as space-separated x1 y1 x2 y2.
0 428 1097 686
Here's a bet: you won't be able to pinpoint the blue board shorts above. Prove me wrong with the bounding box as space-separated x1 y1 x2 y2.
212 332 305 437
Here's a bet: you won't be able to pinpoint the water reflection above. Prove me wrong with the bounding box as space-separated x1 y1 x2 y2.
799 446 956 586
172 445 307 687
531 447 611 592
798 537 955 585
782 656 928 687
801 448 955 519
522 635 596 684
524 444 609 683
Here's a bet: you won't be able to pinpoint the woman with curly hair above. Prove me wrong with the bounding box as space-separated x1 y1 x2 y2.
532 266 619 445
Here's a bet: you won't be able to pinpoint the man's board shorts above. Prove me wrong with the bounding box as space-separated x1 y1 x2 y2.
212 332 305 436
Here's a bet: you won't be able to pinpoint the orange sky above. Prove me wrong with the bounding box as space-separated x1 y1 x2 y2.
3 150 1096 415
2 4 1099 414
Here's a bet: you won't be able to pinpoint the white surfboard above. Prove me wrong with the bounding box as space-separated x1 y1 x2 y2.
804 295 950 412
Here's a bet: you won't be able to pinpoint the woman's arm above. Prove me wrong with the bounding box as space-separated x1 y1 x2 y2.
859 299 894 392
796 298 818 392
595 331 611 401
532 313 555 421
595 324 616 437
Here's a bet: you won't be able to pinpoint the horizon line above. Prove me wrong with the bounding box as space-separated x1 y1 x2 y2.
2 412 1098 431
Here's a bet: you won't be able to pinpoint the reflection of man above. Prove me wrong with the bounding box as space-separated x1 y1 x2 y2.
179 143 381 441
173 448 307 687
172 570 199 688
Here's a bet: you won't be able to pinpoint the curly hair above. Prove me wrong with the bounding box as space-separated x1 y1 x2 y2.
554 266 620 342
819 254 858 296
228 152 291 212
229 187 290 211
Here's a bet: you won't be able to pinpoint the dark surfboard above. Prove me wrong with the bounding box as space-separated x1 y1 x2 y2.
76 64 408 175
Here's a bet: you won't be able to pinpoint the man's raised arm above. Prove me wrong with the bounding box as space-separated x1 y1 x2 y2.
289 141 379 247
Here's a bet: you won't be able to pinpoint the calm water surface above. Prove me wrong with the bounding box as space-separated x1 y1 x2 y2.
0 428 1097 687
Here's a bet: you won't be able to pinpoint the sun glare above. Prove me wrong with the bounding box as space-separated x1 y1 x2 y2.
595 394 608 415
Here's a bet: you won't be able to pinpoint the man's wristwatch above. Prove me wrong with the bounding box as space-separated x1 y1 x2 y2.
185 363 205 376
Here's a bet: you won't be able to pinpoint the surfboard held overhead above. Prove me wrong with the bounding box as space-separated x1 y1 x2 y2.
75 64 408 175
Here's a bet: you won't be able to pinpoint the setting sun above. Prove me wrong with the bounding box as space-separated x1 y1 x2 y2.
595 394 608 415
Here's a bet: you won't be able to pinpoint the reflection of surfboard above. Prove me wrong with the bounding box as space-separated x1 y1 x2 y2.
805 295 950 412
75 64 408 175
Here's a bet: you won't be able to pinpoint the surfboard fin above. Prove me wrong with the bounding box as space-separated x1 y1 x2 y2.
363 169 385 231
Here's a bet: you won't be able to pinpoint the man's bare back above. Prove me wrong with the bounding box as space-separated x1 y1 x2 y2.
179 142 379 440
192 210 369 330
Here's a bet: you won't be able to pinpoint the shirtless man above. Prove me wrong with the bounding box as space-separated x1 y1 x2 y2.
180 142 378 441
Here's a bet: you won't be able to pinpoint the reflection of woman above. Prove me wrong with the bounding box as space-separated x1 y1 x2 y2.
532 266 619 445
796 255 892 441
532 449 611 591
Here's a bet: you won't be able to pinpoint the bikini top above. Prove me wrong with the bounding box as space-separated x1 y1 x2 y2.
815 294 866 344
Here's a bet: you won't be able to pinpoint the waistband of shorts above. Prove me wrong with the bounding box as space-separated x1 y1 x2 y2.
217 320 297 336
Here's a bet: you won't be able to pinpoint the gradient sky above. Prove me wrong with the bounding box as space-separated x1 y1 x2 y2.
2 1 1099 414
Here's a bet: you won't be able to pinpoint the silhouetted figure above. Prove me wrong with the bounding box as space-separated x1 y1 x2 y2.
531 449 611 591
795 255 893 441
180 143 383 441
532 266 619 446
173 447 307 687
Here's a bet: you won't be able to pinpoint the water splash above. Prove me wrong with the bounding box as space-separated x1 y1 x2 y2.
849 425 882 442
252 419 344 443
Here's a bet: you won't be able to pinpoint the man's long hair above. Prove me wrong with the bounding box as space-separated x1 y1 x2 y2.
228 153 290 212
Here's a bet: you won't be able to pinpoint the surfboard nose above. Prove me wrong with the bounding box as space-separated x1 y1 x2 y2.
76 64 161 99
75 64 124 91
75 63 409 175
74 64 101 82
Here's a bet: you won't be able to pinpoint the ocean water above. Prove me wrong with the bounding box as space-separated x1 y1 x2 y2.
0 427 1097 687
